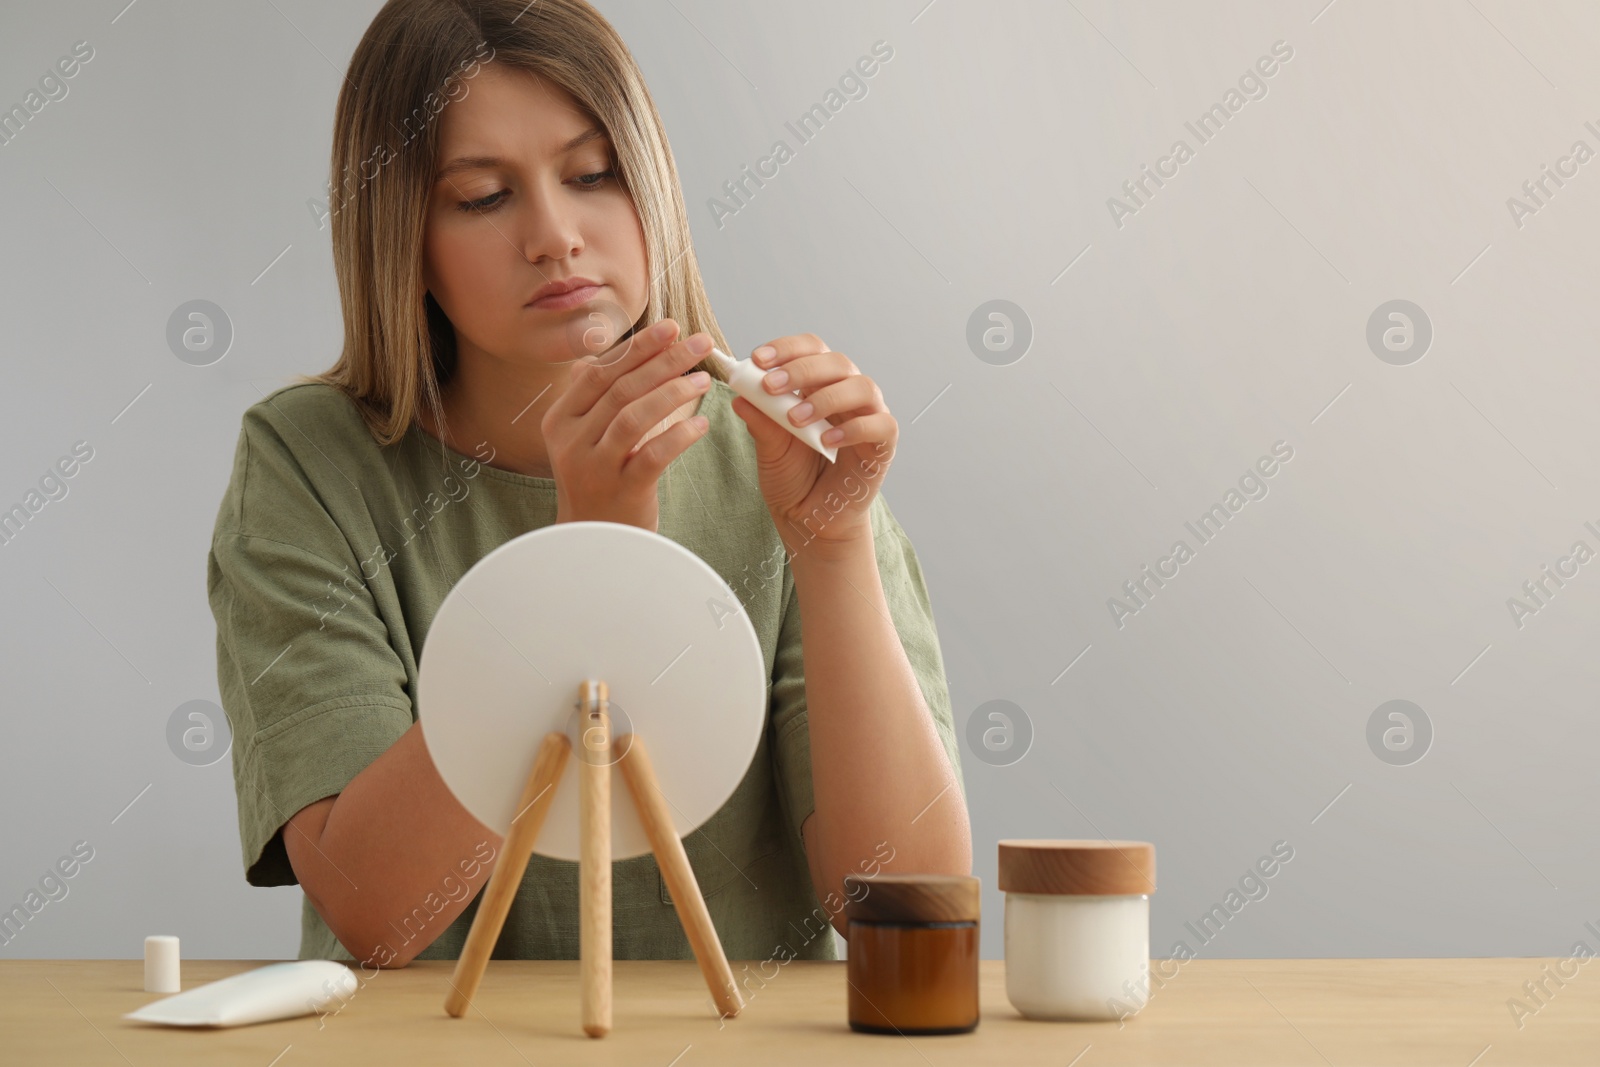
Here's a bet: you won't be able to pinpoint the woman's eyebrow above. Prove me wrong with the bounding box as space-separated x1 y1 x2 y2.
434 126 608 182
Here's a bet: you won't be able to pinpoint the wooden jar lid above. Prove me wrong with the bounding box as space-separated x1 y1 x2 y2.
842 874 981 923
997 839 1156 895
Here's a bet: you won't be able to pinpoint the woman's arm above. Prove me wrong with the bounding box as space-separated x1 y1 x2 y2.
791 534 972 937
284 722 504 968
723 330 970 935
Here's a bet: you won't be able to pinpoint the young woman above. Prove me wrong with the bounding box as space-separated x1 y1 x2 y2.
207 0 969 969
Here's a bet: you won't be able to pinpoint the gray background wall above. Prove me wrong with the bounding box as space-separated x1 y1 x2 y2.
2 0 1596 964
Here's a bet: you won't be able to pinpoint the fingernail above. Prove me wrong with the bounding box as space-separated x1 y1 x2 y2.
689 370 710 386
753 346 776 363
688 333 712 354
790 401 812 423
765 369 788 389
652 320 676 340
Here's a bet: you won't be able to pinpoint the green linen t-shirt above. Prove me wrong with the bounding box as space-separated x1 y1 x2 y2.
205 376 964 965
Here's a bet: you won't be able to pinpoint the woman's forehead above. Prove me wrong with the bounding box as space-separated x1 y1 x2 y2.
435 67 606 167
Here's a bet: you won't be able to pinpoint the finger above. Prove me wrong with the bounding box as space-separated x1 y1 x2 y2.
562 318 679 418
731 394 802 455
759 352 860 398
750 332 829 368
599 369 711 460
784 376 882 427
811 411 897 453
620 408 710 481
595 334 714 435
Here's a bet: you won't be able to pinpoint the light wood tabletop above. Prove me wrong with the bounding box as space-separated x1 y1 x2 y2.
3 957 1593 1065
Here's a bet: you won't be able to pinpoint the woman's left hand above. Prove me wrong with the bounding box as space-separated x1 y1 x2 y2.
729 333 897 557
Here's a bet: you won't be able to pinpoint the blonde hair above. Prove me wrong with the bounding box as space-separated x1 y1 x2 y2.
300 0 730 446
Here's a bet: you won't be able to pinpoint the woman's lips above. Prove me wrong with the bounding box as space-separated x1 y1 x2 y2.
526 284 604 311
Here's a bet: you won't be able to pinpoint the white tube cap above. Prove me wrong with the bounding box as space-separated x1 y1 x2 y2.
144 935 180 993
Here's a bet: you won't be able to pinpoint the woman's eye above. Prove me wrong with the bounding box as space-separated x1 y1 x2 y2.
456 190 506 213
573 168 616 191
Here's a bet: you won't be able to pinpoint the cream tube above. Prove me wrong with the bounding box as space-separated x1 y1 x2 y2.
709 347 837 463
123 960 357 1028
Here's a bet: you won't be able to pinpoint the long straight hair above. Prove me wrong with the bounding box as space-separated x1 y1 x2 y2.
301 0 730 446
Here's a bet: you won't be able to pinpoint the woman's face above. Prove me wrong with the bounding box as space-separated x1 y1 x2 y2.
422 64 647 367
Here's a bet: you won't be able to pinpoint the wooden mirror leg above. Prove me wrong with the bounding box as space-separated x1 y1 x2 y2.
616 732 746 1021
579 680 613 1038
445 731 571 1018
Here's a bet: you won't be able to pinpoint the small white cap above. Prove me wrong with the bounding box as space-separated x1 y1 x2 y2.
144 935 180 993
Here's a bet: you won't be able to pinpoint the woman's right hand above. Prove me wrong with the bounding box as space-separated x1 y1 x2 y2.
544 318 714 532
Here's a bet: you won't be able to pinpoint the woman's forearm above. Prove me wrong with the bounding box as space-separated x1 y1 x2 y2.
284 722 505 967
791 534 971 934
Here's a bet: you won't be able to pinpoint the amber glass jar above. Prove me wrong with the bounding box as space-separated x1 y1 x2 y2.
843 874 981 1035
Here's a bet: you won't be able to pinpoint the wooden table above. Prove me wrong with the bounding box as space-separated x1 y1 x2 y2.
3 958 1593 1064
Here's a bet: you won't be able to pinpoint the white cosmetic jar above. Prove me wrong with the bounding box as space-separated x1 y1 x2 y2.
999 839 1157 1021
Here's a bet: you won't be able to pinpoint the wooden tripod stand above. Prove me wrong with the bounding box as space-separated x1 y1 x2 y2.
443 680 746 1036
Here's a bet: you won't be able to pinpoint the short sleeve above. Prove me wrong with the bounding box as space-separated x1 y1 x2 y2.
768 492 965 845
207 415 414 888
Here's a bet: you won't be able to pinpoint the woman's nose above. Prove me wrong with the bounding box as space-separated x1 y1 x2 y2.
518 182 583 264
